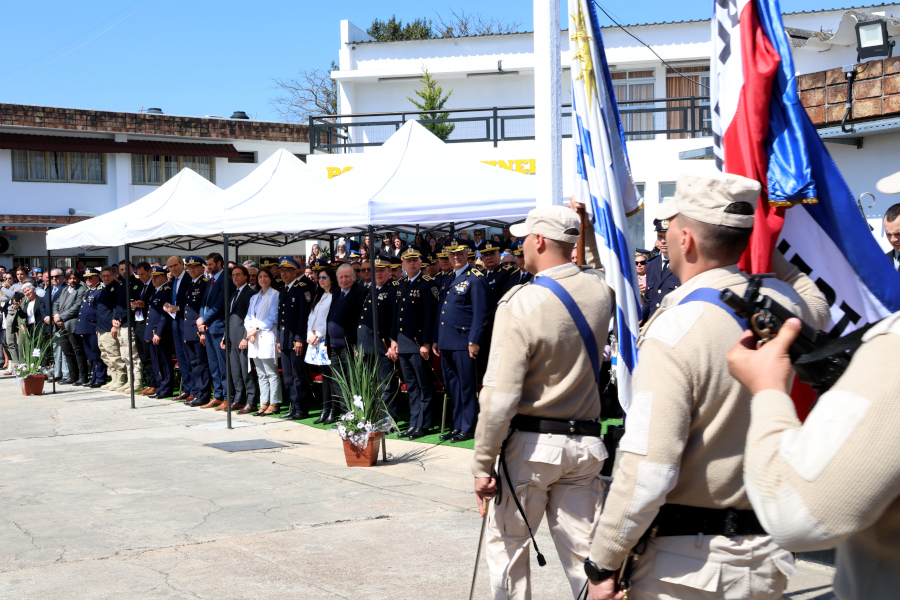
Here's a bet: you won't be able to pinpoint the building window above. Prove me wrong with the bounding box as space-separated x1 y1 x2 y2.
228 151 257 164
11 150 105 183
131 154 214 185
629 183 646 249
666 65 711 139
612 70 655 141
660 182 676 202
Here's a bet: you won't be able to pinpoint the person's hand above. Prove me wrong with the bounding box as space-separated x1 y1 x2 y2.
307 332 317 345
432 343 440 358
54 316 64 327
238 339 248 350
248 333 257 345
112 319 121 328
568 195 585 213
474 476 496 517
639 280 646 294
588 579 624 600
727 318 801 396
200 334 206 347
468 343 480 360
390 340 398 355
110 326 118 340
276 342 281 354
419 344 430 360
152 334 160 345
131 300 145 309
44 316 51 325
293 341 302 356
220 339 226 350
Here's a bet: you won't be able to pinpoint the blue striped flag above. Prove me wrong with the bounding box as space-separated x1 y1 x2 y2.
569 0 643 412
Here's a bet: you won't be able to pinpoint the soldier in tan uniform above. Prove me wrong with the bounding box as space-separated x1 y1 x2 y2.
728 314 900 600
586 172 830 600
472 205 613 600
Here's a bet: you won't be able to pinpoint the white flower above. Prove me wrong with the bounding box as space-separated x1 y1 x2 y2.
352 395 364 409
337 425 346 437
358 422 366 429
32 349 41 358
364 422 373 432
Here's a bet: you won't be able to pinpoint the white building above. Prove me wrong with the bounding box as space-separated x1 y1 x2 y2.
307 4 900 250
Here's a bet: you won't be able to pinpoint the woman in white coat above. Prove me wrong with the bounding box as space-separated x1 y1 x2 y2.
243 269 282 416
306 265 335 424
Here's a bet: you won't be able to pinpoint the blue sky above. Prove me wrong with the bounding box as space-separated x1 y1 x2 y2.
0 0 876 121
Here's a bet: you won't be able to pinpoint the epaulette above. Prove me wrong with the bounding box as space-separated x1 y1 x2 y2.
473 270 484 277
422 274 434 281
502 264 516 272
391 280 400 286
162 284 172 291
298 282 307 287
201 276 210 282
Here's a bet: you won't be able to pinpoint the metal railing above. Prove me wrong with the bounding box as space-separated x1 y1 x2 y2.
309 96 711 153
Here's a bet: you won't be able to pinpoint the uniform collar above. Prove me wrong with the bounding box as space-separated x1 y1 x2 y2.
453 264 468 278
658 264 743 312
535 262 578 279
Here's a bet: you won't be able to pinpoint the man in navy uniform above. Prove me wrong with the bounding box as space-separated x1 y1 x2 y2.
390 255 403 281
357 255 399 416
198 253 229 408
433 238 487 443
504 239 533 292
145 266 174 399
277 256 313 419
182 257 209 406
476 240 514 376
75 268 106 388
435 246 453 300
391 245 439 439
641 218 681 323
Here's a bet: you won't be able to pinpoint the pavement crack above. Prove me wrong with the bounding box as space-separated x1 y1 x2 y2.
294 514 391 529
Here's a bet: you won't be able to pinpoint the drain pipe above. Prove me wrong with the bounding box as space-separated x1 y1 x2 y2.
840 66 857 134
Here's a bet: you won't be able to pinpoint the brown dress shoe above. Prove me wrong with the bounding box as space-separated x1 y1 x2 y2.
215 401 233 411
237 405 257 415
182 395 195 404
174 392 190 401
141 388 157 396
230 403 246 412
201 399 223 409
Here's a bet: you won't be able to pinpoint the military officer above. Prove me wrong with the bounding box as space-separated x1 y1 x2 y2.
277 256 313 419
389 255 403 281
181 257 210 406
473 206 613 600
585 173 829 600
475 240 514 376
432 238 487 443
640 218 680 323
357 255 399 416
144 266 174 399
96 266 126 391
425 253 440 278
75 268 106 388
390 245 439 439
435 246 454 300
504 240 533 292
260 257 284 290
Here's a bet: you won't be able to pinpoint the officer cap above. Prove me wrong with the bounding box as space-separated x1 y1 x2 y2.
468 249 476 259
510 206 580 243
510 240 525 256
278 256 301 269
184 255 204 267
443 237 470 255
260 257 279 268
348 249 361 259
372 255 392 269
390 256 403 268
653 218 670 232
82 267 100 277
435 246 449 258
150 265 168 276
310 258 328 271
657 172 760 229
421 253 435 266
400 244 422 260
480 240 502 254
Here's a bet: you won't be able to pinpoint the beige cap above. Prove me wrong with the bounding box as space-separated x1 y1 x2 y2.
510 206 581 243
656 172 760 229
876 170 900 194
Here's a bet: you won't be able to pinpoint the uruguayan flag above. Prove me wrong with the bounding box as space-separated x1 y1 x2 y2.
570 0 643 412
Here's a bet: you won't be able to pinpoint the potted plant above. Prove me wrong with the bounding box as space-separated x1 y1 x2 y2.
330 349 398 467
13 325 60 396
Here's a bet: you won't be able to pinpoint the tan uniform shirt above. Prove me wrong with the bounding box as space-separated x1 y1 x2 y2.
745 312 900 600
471 261 613 478
589 255 830 569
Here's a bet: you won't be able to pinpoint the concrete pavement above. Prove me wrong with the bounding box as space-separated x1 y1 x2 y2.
0 376 835 599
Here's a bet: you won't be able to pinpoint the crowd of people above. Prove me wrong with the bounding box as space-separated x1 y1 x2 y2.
0 229 533 443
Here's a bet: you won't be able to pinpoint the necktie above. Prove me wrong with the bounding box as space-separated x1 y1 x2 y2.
231 289 239 312
662 260 669 275
172 277 177 303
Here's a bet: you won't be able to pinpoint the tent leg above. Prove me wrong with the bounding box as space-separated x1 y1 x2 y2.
47 249 55 395
223 234 232 430
125 245 135 409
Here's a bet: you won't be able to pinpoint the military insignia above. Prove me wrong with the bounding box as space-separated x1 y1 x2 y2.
304 291 312 302
660 219 669 229
431 287 439 298
422 275 433 281
378 292 388 300
201 276 209 282
455 281 470 293
473 270 484 277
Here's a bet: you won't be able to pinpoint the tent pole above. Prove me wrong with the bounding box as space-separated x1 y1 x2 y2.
125 245 135 409
223 234 232 429
367 224 386 462
48 248 55 395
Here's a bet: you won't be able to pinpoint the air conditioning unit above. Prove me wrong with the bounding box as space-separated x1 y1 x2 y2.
0 236 11 254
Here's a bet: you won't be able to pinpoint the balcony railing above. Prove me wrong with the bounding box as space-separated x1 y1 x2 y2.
309 96 711 153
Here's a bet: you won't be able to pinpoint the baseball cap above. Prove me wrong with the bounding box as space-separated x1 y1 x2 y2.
656 172 760 229
510 206 581 243
877 170 900 194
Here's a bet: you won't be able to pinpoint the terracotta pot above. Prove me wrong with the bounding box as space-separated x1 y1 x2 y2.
342 432 383 467
22 374 46 396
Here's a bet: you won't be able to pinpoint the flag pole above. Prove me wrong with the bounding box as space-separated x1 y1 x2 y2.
577 204 587 265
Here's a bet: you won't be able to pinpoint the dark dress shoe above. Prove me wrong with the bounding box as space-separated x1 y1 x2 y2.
72 378 88 386
396 429 411 439
451 431 474 443
237 405 257 415
182 395 195 404
89 381 104 388
174 392 190 401
188 398 207 407
59 378 76 385
439 429 461 442
408 428 427 440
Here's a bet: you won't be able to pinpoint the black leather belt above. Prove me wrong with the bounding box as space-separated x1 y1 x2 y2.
510 414 604 437
653 504 766 538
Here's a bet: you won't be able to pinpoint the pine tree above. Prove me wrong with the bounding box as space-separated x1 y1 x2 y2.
407 69 455 140
367 16 434 42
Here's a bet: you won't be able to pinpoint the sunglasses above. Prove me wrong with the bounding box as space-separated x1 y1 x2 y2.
635 261 647 266
317 275 328 280
51 275 61 278
361 268 371 272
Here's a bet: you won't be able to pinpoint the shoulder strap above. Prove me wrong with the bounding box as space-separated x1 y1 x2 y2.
531 277 601 392
678 288 749 330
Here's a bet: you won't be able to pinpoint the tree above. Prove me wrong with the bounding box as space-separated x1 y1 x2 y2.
270 60 338 122
434 8 522 38
407 69 454 140
367 16 435 42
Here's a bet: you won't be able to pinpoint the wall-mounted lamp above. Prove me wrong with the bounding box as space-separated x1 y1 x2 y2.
68 208 97 218
856 19 895 62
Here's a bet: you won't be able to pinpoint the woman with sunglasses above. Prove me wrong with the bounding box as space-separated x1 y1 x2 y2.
306 266 336 423
635 252 648 302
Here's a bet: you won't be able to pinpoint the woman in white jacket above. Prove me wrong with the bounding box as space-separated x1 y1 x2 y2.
243 269 281 416
306 266 335 424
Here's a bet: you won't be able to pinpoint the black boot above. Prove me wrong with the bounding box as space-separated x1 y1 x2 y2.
73 375 90 387
323 400 341 425
313 399 330 424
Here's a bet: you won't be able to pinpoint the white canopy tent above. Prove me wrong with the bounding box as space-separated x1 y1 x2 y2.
46 168 222 252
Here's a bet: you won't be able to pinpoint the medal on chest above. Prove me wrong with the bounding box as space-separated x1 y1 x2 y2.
455 280 470 294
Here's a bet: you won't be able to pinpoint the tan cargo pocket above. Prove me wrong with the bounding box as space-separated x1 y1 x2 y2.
655 550 721 592
499 483 531 538
522 442 562 465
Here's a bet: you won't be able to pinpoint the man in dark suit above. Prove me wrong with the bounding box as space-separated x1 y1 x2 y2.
145 266 174 399
472 229 487 252
883 203 900 272
198 253 229 409
53 270 87 385
391 245 439 439
641 218 681 323
323 263 365 423
357 255 399 418
127 263 156 394
503 241 533 293
164 255 194 401
432 239 488 443
182 257 210 407
220 264 258 412
277 256 314 419
41 269 66 380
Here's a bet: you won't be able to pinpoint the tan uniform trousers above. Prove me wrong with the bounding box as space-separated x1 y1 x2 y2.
98 329 141 387
486 430 607 600
626 533 795 600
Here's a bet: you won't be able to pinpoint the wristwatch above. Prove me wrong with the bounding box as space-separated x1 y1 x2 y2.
583 559 617 583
